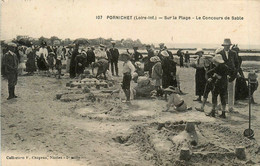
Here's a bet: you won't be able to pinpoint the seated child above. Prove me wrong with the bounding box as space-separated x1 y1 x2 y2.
164 86 191 112
248 70 258 104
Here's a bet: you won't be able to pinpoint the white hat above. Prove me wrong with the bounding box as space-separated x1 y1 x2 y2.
135 61 142 67
159 43 164 47
215 47 223 54
161 50 169 57
195 48 204 54
203 54 213 59
222 38 232 46
164 86 180 93
150 56 161 62
213 54 224 64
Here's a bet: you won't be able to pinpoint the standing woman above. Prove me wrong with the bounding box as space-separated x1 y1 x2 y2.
37 41 49 73
151 56 163 97
193 48 206 102
25 44 37 75
69 44 79 78
66 47 73 73
18 46 26 75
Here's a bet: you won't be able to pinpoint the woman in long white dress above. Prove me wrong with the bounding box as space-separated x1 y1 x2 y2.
18 46 27 75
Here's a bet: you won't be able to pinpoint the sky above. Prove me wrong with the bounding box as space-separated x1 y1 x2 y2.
1 0 260 47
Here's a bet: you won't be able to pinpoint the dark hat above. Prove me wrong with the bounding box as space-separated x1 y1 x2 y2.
222 38 232 46
133 46 138 50
146 44 151 47
41 41 47 46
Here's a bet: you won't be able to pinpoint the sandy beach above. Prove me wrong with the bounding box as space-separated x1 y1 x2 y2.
1 62 260 166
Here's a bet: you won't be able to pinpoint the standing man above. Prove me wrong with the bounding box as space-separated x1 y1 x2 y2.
185 51 190 67
105 46 112 70
86 46 96 67
146 44 155 78
219 38 239 112
109 41 119 76
3 43 19 100
133 46 143 62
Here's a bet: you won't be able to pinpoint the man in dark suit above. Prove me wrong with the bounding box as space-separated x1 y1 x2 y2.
109 41 119 76
219 38 239 112
132 46 143 62
3 43 19 100
86 46 96 67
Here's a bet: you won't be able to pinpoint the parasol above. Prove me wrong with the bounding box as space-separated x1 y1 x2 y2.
15 38 33 47
73 38 89 45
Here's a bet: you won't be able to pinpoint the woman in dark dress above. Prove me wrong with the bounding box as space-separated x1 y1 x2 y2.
25 47 37 74
193 48 207 102
37 41 49 71
69 44 79 78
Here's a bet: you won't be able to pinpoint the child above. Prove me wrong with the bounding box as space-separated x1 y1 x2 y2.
151 56 163 97
121 53 136 103
164 86 191 112
206 54 229 118
248 70 258 104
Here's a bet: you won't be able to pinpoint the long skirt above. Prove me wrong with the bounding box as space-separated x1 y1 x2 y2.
195 68 206 96
26 59 37 72
162 74 177 89
37 57 49 71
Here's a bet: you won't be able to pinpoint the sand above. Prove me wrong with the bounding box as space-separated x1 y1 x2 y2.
1 63 260 166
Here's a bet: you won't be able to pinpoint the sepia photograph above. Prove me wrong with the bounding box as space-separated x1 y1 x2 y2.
1 0 260 165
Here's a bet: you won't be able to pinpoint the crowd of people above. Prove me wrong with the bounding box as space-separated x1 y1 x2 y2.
1 38 258 119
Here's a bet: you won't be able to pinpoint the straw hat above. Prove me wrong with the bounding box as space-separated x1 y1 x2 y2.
159 43 164 47
121 53 131 60
99 44 105 48
222 38 232 46
215 47 223 54
150 56 161 62
212 54 224 64
111 41 116 44
248 70 258 81
161 50 169 57
7 42 17 48
164 86 179 93
195 48 204 54
203 54 213 59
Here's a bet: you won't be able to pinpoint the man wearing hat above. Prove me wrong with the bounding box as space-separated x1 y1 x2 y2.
145 44 155 78
109 41 119 76
219 38 239 112
132 46 143 62
3 43 19 100
86 46 96 68
206 54 229 118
